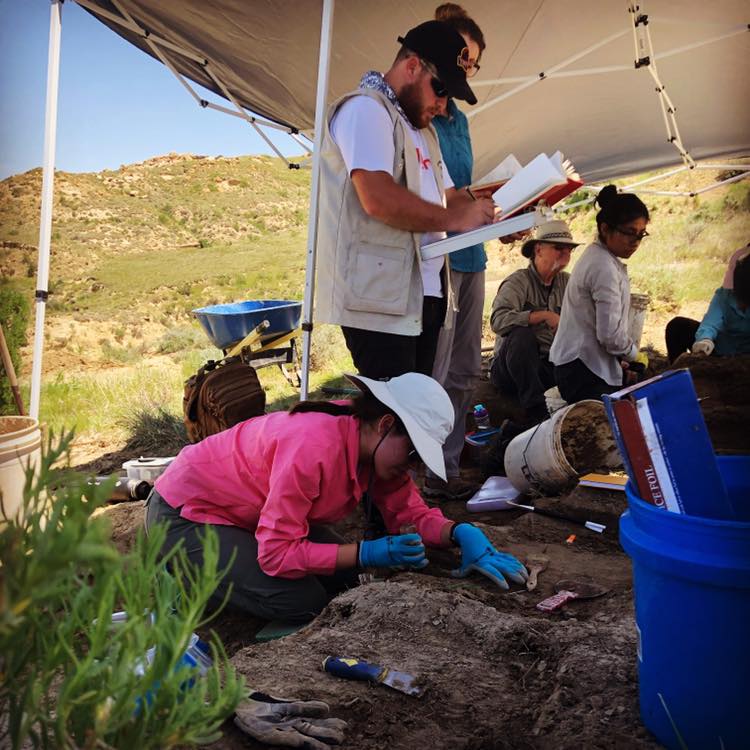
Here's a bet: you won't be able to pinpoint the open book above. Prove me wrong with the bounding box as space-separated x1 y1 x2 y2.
490 151 583 219
469 154 522 193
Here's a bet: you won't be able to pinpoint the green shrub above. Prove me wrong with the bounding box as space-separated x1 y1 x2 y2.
0 433 246 749
156 326 205 354
0 285 30 415
121 406 189 456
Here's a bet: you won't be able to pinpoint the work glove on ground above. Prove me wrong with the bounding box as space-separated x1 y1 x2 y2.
451 523 528 590
234 691 347 749
359 533 428 569
692 338 715 356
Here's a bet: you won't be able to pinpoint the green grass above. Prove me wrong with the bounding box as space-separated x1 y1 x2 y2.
39 363 186 437
36 326 353 443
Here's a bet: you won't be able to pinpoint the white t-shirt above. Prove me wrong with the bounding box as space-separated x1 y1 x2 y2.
330 95 453 298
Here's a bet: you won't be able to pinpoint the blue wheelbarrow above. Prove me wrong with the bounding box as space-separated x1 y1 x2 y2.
193 300 303 387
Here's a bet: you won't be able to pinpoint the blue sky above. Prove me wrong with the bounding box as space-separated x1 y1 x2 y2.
0 0 302 179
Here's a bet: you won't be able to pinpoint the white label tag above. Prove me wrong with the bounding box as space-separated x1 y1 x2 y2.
636 621 643 663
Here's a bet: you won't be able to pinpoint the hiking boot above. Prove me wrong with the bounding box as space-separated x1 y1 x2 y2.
422 476 478 502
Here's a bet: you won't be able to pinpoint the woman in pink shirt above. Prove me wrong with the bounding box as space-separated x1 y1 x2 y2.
145 372 528 623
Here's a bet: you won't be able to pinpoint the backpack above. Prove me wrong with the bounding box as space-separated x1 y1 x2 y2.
183 355 266 443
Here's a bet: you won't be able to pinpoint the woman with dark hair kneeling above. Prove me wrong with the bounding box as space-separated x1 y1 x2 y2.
145 372 528 623
550 185 650 403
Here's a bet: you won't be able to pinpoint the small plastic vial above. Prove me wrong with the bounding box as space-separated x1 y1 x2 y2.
473 404 491 430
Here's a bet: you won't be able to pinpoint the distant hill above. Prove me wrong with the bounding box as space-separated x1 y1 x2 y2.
0 153 311 323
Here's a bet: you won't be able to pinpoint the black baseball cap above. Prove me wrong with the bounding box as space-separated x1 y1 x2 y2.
397 20 477 105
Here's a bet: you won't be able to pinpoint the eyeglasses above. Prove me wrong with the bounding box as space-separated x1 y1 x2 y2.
614 226 650 242
407 447 420 465
458 48 481 78
420 58 449 98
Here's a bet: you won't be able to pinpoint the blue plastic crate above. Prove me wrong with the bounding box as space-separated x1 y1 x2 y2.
193 300 302 350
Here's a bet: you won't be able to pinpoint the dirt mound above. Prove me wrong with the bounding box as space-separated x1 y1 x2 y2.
228 578 656 750
100 492 654 749
672 353 750 454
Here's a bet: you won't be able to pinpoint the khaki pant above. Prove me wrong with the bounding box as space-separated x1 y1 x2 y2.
429 269 485 478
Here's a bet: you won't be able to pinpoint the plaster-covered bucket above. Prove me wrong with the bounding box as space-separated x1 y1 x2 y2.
505 400 621 494
628 292 651 349
0 416 42 521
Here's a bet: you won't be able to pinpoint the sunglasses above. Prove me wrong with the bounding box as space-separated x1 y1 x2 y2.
458 48 481 79
614 226 650 242
407 447 420 465
420 58 449 98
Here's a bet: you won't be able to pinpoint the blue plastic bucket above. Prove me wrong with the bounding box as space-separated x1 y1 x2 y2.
620 456 750 749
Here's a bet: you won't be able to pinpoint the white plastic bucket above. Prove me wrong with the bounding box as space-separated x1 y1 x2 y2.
628 292 651 350
122 457 175 482
505 400 621 494
0 416 42 521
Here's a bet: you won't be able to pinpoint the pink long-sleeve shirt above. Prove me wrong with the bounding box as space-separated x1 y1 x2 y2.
155 410 452 579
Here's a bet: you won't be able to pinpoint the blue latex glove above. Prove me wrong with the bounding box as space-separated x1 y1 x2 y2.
359 534 427 569
451 523 528 590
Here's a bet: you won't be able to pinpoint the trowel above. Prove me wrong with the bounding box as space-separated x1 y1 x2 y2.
323 656 425 697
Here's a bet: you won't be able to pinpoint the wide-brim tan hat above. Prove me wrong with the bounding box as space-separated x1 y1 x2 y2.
345 372 454 480
521 219 581 258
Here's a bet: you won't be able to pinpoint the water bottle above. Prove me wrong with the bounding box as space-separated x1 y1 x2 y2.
473 404 491 430
135 632 212 679
134 632 212 710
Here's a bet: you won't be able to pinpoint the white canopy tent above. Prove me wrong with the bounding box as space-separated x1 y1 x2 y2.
29 0 750 416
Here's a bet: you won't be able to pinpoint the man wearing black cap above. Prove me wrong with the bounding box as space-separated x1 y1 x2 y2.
315 20 495 379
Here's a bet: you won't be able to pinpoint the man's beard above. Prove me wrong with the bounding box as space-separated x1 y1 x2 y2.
399 82 433 129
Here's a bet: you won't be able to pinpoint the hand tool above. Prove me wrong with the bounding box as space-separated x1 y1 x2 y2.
322 656 425 697
525 553 549 591
505 501 606 533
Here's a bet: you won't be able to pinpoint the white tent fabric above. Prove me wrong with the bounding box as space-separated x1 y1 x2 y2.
77 0 750 182
29 0 750 414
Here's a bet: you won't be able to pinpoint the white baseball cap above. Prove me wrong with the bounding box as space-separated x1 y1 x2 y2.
345 372 455 480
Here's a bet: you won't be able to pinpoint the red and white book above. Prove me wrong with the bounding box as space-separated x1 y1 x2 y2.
491 151 583 219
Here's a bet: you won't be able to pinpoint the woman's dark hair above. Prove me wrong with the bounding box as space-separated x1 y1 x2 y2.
289 392 407 434
595 184 650 235
435 3 486 55
733 254 750 307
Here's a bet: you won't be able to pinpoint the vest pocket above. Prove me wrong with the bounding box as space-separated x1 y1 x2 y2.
343 242 411 315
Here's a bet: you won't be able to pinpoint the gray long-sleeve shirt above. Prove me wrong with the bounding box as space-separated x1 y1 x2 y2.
549 240 638 385
490 262 569 358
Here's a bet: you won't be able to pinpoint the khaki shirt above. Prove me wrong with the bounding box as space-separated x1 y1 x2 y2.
490 262 569 358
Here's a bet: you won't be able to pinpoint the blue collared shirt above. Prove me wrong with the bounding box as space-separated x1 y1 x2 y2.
695 287 750 355
432 99 486 273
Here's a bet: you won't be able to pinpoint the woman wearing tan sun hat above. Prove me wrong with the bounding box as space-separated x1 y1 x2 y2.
145 372 528 624
489 219 580 426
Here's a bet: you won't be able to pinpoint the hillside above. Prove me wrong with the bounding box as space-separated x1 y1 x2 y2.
1 152 749 448
1 152 310 324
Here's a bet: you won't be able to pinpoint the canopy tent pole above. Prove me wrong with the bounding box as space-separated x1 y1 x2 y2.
299 0 335 400
29 0 63 420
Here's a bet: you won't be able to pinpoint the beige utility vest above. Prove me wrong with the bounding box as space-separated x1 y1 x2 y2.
315 87 453 336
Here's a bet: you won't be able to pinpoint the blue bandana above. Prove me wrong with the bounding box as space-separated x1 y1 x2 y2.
359 70 409 122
